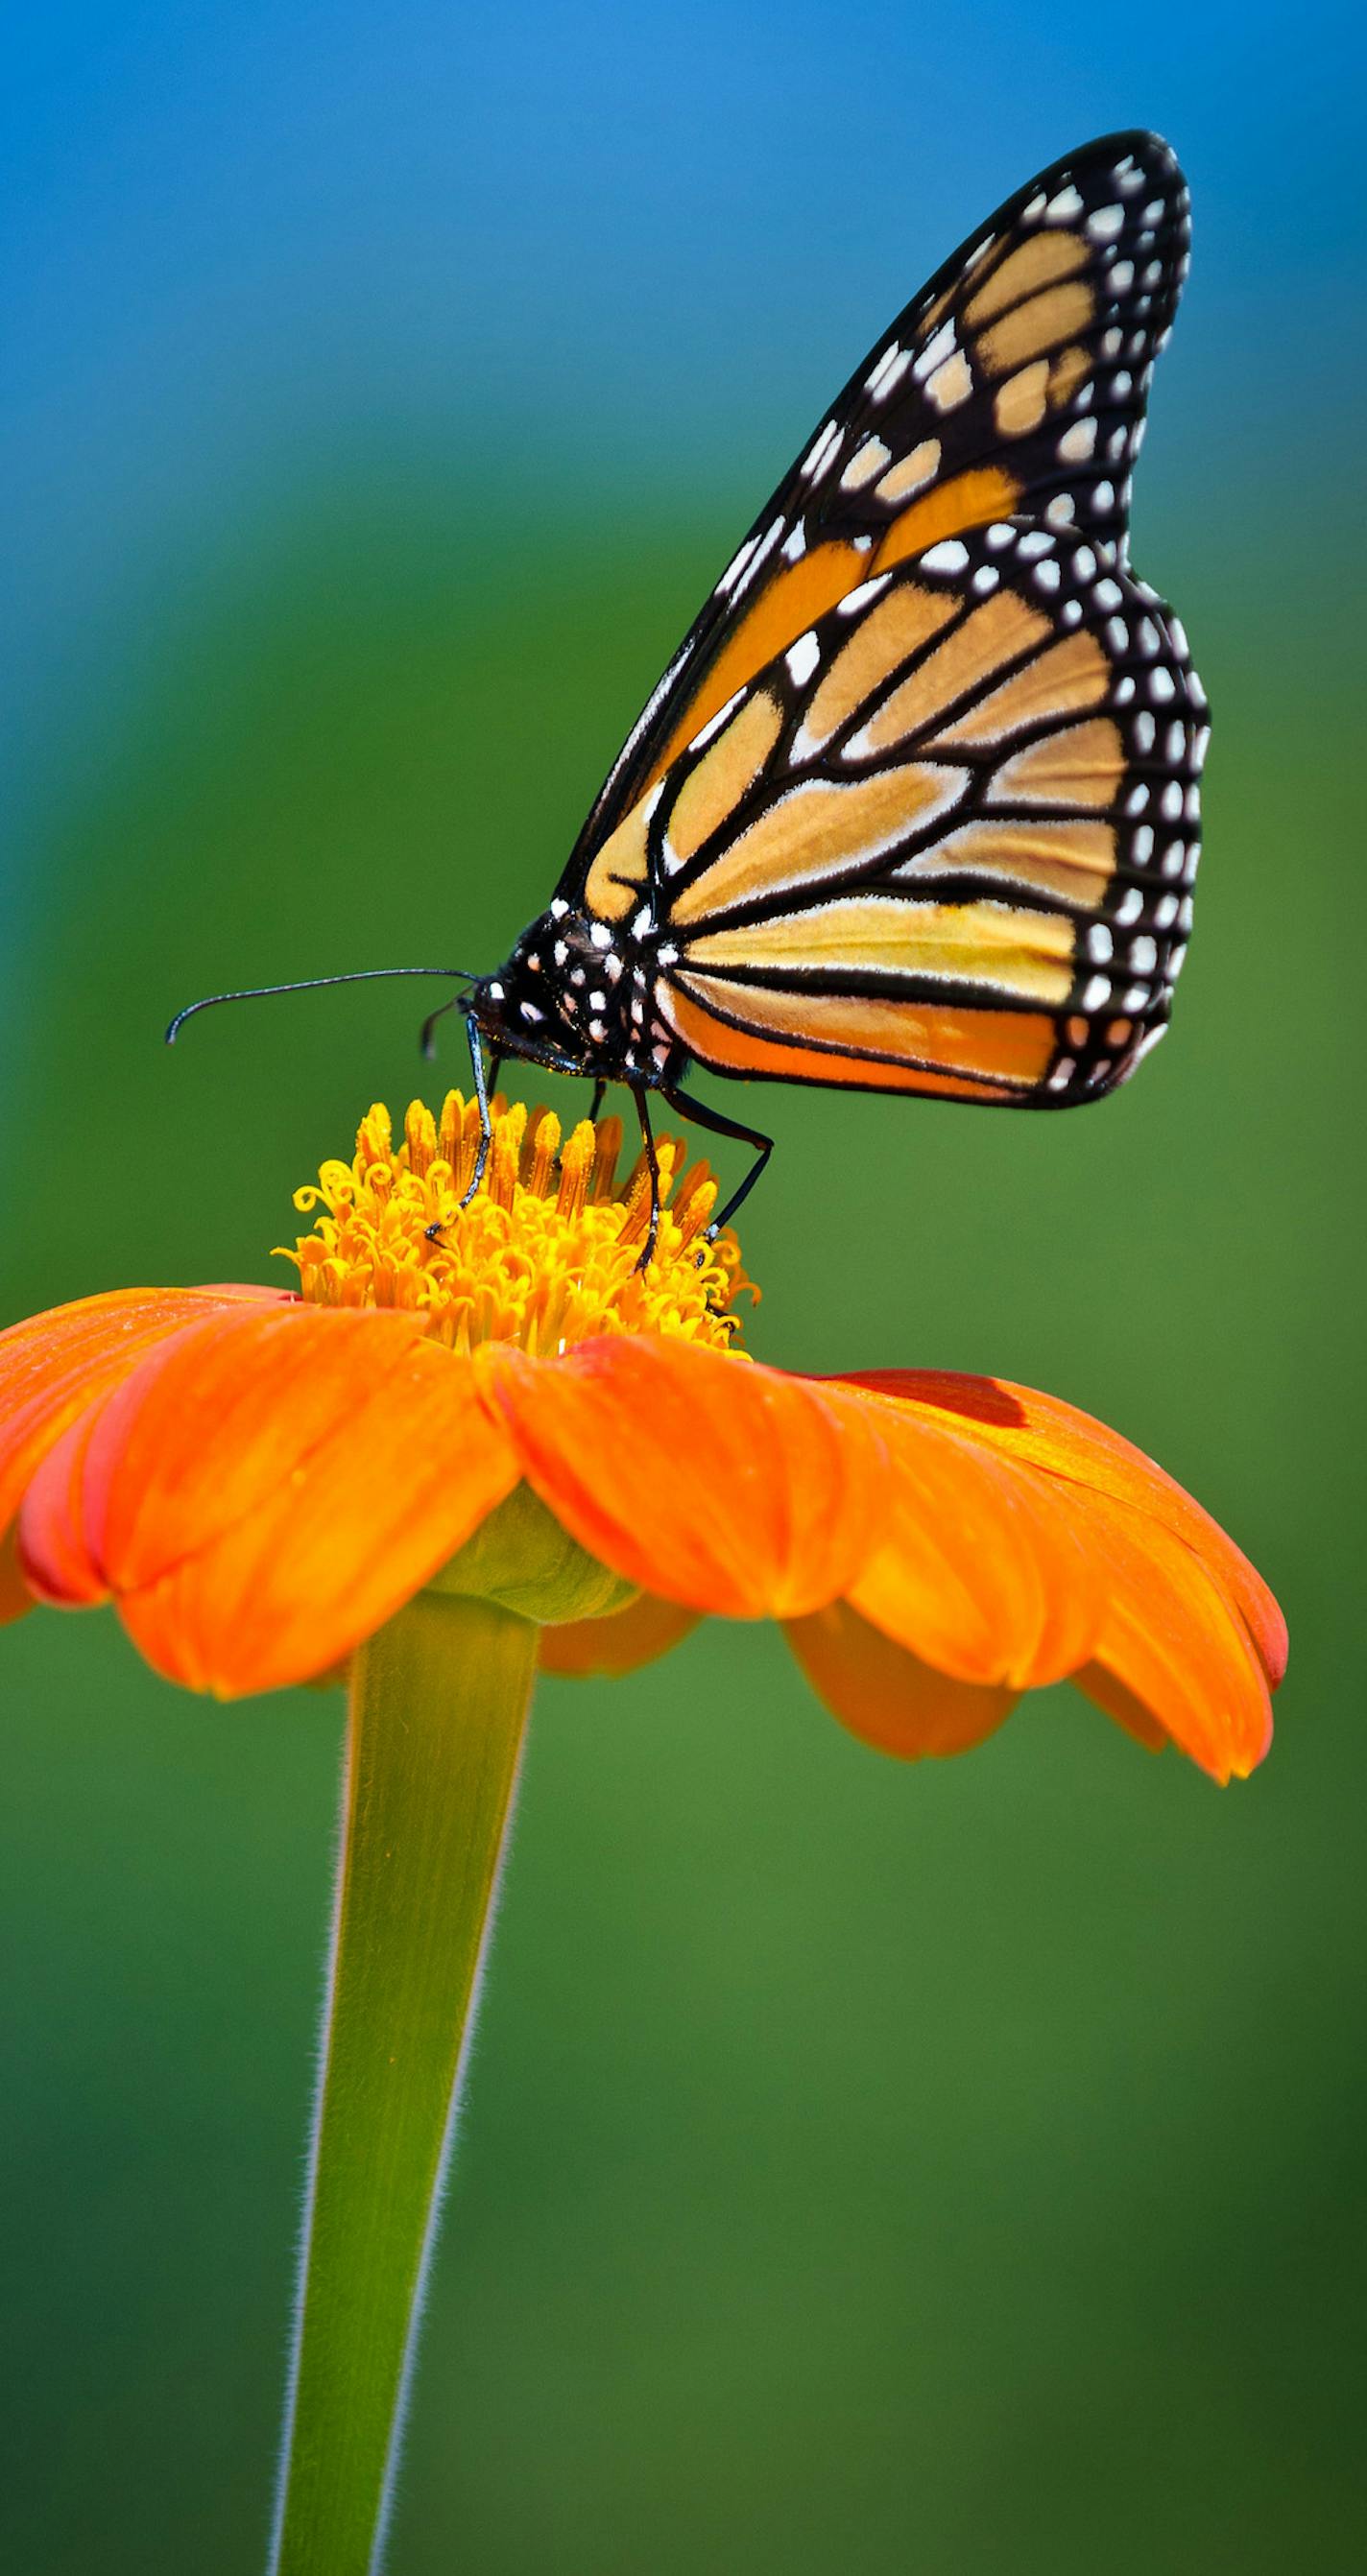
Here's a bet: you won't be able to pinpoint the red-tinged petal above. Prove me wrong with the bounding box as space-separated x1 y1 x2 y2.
0 1285 286 1532
840 1388 1103 1687
22 1307 518 1694
17 1393 112 1606
484 1338 884 1620
0 1522 34 1626
839 1371 1285 1688
1077 1491 1274 1781
785 1598 1019 1762
539 1591 701 1679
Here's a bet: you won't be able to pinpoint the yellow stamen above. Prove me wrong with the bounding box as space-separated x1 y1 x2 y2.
280 1094 757 1356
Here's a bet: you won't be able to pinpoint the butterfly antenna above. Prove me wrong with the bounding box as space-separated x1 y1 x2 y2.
165 966 477 1046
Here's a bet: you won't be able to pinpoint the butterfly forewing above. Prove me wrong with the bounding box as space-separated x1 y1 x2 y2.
641 517 1206 1106
564 130 1191 883
477 129 1205 1159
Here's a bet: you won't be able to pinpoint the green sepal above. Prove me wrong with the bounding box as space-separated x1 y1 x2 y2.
428 1479 638 1625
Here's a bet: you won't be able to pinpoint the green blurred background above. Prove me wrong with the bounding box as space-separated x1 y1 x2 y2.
4 8 1365 2570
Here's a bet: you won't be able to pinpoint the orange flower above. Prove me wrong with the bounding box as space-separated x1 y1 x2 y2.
0 1093 1285 1780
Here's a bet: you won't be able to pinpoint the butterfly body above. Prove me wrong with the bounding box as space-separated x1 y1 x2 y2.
461 129 1208 1242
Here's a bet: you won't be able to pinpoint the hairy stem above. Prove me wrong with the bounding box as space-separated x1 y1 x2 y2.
269 1589 537 2575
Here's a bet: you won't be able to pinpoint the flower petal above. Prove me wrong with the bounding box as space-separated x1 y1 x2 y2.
837 1386 1103 1687
785 1598 1019 1761
22 1306 518 1694
0 1285 284 1532
17 1388 112 1606
538 1590 701 1679
1074 1491 1274 1781
484 1338 884 1619
840 1371 1285 1687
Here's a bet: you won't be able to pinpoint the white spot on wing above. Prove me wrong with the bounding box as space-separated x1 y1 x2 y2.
864 342 904 398
802 420 843 482
867 344 912 402
912 321 958 381
920 539 970 574
785 631 822 687
1058 417 1096 463
717 539 757 598
688 687 746 753
836 574 893 616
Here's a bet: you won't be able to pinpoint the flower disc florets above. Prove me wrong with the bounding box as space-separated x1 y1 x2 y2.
281 1094 755 1356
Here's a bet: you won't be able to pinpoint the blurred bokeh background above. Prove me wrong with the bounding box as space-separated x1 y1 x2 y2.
4 5 1364 2569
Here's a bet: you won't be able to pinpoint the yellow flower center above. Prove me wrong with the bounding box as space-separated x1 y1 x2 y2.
280 1093 756 1356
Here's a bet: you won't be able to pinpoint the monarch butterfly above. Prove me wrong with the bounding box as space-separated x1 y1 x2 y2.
172 130 1206 1262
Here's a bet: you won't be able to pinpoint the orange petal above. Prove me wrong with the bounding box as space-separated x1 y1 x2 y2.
1073 1491 1273 1781
840 1388 1103 1686
785 1598 1019 1761
484 1338 884 1619
0 1285 286 1531
22 1306 518 1695
539 1590 701 1679
77 1306 442 1591
17 1388 113 1606
840 1370 1285 1687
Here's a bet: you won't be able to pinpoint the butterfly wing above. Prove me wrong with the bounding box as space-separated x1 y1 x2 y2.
628 519 1207 1105
565 129 1191 890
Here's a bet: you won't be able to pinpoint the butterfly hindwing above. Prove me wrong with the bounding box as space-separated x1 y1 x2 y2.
636 517 1207 1106
565 130 1191 883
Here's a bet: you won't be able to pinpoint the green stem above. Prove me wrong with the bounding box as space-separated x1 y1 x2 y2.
269 1590 537 2576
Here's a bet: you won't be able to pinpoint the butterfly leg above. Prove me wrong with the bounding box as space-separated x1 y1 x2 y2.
458 1017 495 1208
588 1079 608 1123
426 1016 493 1243
660 1084 774 1236
630 1084 661 1273
420 992 459 1060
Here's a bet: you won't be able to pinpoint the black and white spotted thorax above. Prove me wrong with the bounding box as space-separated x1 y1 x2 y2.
470 899 684 1088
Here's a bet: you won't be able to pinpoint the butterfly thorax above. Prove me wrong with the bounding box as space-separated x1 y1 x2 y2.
471 901 683 1088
